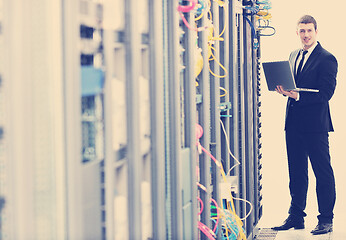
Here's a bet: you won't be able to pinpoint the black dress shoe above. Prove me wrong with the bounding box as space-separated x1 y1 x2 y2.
311 223 333 235
272 216 305 231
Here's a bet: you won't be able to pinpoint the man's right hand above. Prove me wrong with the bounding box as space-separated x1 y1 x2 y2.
275 85 298 100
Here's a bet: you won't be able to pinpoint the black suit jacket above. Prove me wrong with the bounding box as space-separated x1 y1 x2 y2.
285 42 337 132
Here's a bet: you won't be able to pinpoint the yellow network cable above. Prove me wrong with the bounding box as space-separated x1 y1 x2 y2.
256 9 269 16
219 86 227 97
255 1 276 37
204 0 229 79
208 45 228 78
219 119 254 239
256 12 272 20
195 47 204 78
195 10 205 21
193 0 261 235
214 0 227 6
195 0 209 21
216 163 247 240
199 140 247 239
197 123 248 239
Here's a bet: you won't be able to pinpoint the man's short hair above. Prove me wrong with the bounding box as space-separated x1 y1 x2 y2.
297 15 317 30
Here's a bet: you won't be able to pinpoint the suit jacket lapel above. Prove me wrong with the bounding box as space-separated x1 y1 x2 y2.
289 49 300 70
297 42 322 83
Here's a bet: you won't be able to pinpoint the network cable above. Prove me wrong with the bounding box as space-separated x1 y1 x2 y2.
196 123 251 240
205 0 228 78
177 0 197 12
244 16 259 49
219 119 240 175
177 0 210 32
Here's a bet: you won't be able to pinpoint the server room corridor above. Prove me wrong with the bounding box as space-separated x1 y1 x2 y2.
1 0 346 240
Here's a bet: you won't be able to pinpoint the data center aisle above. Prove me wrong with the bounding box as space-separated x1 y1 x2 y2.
257 86 346 240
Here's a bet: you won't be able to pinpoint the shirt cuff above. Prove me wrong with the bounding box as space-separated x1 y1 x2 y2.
296 92 300 101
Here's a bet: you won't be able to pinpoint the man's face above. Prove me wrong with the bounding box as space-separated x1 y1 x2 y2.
297 23 318 50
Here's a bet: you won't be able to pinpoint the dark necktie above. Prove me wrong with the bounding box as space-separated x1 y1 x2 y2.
295 50 308 79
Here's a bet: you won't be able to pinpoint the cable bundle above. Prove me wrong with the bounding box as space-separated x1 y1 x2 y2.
255 0 276 37
242 0 276 49
177 0 228 80
177 1 260 237
196 123 252 240
177 0 210 32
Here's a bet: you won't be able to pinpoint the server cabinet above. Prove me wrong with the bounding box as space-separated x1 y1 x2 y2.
1 0 67 239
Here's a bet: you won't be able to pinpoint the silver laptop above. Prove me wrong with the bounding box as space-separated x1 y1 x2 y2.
262 60 319 92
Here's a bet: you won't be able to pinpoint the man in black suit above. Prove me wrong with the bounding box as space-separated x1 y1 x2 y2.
272 15 337 235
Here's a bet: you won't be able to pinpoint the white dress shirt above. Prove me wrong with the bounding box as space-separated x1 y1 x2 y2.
295 41 318 75
295 41 318 101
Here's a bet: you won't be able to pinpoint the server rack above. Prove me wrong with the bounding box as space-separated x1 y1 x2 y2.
1 0 67 239
103 0 158 239
0 0 5 237
194 0 265 239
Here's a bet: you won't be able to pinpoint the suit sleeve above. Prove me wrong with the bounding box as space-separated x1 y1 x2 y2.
298 54 337 105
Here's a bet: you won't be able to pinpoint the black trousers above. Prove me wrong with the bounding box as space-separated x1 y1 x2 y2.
285 130 336 223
